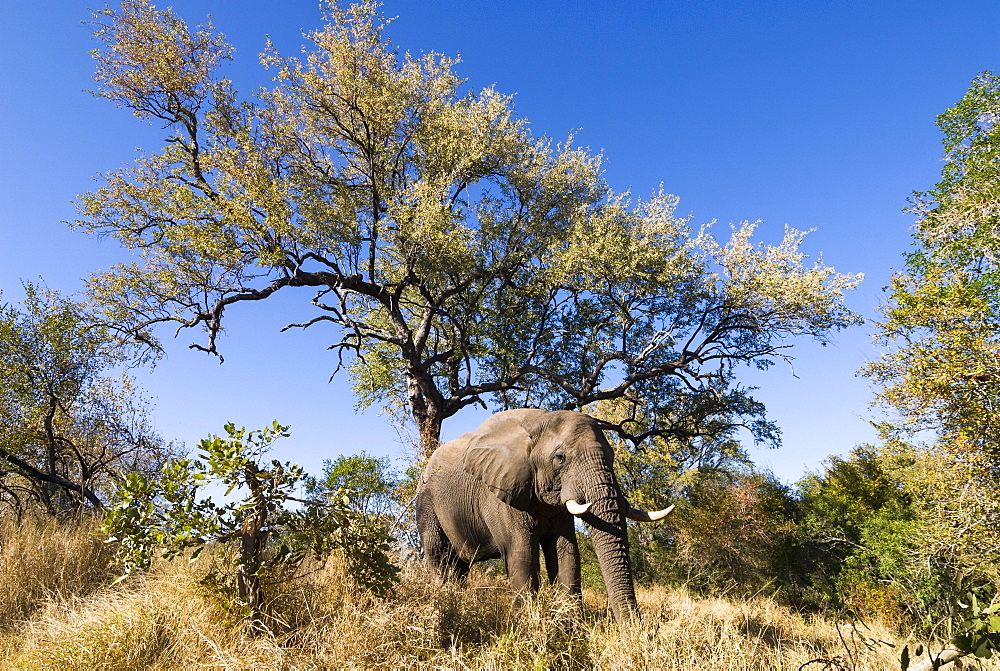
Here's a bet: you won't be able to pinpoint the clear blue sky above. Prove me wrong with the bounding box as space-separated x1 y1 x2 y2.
1 1 995 483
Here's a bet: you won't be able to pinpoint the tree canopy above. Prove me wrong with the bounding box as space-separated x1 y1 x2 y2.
0 284 173 516
80 1 861 456
867 71 1000 478
861 72 1000 665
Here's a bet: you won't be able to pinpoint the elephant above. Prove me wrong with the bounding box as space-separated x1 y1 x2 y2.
415 408 673 622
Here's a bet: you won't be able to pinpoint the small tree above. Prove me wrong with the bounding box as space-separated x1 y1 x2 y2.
305 452 400 518
101 422 398 631
796 443 1000 669
0 283 173 516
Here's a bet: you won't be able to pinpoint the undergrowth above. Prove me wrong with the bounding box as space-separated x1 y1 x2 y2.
0 514 115 631
0 516 987 670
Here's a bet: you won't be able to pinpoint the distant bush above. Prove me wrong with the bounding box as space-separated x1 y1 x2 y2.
795 442 1000 653
616 458 799 594
671 471 798 592
305 452 401 517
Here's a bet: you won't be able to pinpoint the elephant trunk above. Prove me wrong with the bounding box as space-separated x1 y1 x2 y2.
578 479 639 622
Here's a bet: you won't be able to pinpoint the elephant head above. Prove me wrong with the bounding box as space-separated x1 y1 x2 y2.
460 408 672 621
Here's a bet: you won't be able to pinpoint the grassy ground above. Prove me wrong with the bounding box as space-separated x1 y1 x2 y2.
0 517 987 670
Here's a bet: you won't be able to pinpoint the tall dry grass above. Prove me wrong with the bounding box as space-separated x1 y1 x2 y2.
1 517 992 670
0 514 115 631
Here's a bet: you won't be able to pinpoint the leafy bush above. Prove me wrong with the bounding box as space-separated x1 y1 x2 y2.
670 470 798 592
795 441 1000 661
101 422 399 630
795 444 920 623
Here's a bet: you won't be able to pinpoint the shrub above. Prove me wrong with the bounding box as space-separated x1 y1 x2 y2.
101 422 399 631
671 471 798 592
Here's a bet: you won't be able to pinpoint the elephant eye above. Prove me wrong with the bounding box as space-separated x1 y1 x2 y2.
553 452 566 466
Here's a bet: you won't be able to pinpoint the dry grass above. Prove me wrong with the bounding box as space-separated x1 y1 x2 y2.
1 518 994 670
0 514 115 631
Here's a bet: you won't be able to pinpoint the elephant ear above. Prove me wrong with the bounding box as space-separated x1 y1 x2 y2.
462 414 535 510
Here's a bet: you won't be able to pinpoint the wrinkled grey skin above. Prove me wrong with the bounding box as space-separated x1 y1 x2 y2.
416 408 639 621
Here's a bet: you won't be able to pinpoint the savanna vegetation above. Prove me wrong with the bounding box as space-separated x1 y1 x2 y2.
2 1 999 669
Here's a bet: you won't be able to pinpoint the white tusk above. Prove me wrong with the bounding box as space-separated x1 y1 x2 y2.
565 499 593 515
625 504 675 522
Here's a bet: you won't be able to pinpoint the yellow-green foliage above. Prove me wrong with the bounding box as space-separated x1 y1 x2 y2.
1 518 959 670
867 71 1000 478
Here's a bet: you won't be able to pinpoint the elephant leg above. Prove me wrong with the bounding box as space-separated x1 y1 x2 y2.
417 492 470 580
442 554 471 580
503 540 541 592
542 515 581 594
541 536 559 585
423 524 471 580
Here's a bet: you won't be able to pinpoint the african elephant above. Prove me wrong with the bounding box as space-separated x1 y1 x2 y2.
415 408 673 622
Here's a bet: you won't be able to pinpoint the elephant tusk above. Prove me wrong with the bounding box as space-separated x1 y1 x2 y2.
565 499 593 515
625 504 675 522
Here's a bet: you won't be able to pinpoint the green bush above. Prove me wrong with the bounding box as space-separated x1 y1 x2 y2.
101 422 399 630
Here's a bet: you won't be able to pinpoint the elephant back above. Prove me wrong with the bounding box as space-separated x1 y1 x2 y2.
420 431 474 485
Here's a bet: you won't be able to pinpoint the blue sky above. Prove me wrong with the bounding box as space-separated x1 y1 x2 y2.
1 1 996 483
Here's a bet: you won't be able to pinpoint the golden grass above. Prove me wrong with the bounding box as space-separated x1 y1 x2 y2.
2 518 994 670
0 514 115 631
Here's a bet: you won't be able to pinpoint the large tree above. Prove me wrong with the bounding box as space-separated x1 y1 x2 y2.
867 71 1000 478
0 284 174 516
862 73 1000 669
80 1 860 457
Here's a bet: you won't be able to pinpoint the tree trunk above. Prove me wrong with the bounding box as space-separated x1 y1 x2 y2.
909 647 967 671
405 369 444 459
42 394 65 510
238 461 269 633
416 415 442 460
